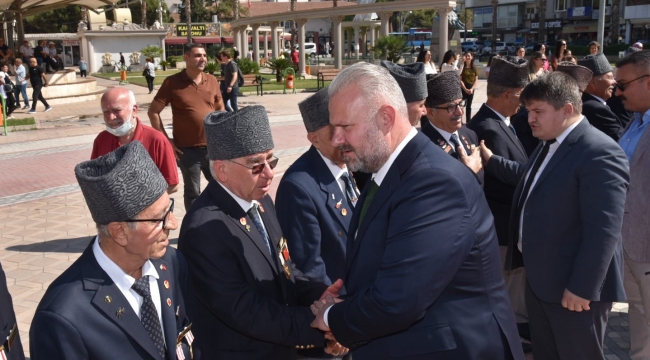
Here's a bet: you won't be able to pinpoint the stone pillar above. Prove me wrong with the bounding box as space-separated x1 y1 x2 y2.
252 24 260 64
298 19 307 76
437 8 450 58
263 31 269 59
271 22 279 59
354 26 360 60
346 28 353 57
361 27 368 57
331 16 343 69
369 26 376 61
241 26 249 56
233 27 239 54
379 12 392 37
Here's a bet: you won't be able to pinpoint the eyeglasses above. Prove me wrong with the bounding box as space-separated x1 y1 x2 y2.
228 156 279 175
616 75 650 92
434 100 466 114
124 199 175 230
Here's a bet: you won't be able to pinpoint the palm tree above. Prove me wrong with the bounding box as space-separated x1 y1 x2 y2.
611 0 619 45
234 0 239 19
185 0 192 43
141 0 147 27
538 0 547 43
290 0 297 47
490 0 497 53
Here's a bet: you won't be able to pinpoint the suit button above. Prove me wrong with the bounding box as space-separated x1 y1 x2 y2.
338 231 343 237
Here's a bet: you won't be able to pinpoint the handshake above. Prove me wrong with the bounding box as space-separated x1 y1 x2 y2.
311 279 349 357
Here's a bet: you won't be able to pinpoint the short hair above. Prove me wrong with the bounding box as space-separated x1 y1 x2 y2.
616 50 650 72
520 72 582 114
486 83 510 98
588 41 601 50
184 43 205 54
328 62 408 123
220 49 232 59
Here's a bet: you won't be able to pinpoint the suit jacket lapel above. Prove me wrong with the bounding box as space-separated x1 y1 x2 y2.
496 117 528 158
421 121 455 156
151 258 179 360
309 147 352 229
82 241 164 360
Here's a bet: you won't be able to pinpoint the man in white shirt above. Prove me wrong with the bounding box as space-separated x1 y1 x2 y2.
309 62 524 360
30 141 194 359
481 72 629 360
18 40 33 63
13 58 29 110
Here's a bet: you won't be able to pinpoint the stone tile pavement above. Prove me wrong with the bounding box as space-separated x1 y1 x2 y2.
0 77 634 359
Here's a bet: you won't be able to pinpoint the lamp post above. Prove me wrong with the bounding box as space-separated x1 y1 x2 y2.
157 0 164 24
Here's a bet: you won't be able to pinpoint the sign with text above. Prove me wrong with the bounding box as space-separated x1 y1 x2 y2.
176 24 206 37
531 20 562 29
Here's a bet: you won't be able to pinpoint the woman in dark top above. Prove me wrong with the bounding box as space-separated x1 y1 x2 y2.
25 57 50 114
549 39 567 71
460 51 478 123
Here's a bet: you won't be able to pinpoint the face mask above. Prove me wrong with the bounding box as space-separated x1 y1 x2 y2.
105 110 135 137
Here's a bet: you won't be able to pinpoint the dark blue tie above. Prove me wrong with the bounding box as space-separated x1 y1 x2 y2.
450 133 463 153
341 172 360 206
132 276 166 359
508 123 517 136
248 204 273 256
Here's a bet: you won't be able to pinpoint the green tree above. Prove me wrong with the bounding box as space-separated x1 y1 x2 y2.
141 45 164 58
179 0 210 22
214 0 249 21
404 9 437 29
372 35 409 62
127 0 171 27
24 6 81 33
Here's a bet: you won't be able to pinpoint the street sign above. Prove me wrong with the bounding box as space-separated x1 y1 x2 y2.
409 29 415 35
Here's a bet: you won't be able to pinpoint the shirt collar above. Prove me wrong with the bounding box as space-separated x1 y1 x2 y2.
373 127 418 186
556 116 584 145
484 104 510 125
634 109 650 126
92 236 159 295
217 180 256 212
429 121 459 143
316 149 348 181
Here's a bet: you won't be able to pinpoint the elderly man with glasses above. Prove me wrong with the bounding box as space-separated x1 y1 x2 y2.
31 141 195 359
178 106 347 359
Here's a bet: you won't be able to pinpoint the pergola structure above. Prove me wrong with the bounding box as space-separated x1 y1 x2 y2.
230 0 456 76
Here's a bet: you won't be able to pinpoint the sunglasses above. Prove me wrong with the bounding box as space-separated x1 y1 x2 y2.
229 156 279 174
434 100 466 114
616 75 650 92
124 198 175 230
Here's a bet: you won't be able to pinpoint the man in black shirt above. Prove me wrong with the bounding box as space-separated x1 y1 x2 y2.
25 57 51 113
0 38 14 65
34 40 45 67
220 50 239 112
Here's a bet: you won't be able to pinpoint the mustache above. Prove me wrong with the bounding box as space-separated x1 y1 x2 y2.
450 116 462 122
338 144 355 152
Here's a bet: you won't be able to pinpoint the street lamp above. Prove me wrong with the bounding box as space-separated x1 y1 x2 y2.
156 0 164 24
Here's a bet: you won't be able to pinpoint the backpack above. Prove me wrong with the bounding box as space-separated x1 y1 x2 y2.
234 62 244 87
4 74 14 93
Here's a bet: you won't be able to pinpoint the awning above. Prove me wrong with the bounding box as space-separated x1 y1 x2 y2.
164 37 223 45
563 22 598 34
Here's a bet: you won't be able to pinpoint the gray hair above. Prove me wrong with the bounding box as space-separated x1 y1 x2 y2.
616 50 650 72
328 62 408 122
96 221 137 240
209 159 217 179
102 88 137 108
486 83 511 98
520 72 582 114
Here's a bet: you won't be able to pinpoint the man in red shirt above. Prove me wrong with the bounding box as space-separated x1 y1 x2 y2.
291 46 300 64
91 88 179 193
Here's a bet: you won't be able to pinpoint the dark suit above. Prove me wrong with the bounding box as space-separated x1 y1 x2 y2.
178 181 328 360
0 263 24 360
468 104 528 247
276 146 351 287
30 239 193 360
511 108 539 157
488 119 629 359
327 132 524 360
421 121 484 184
582 93 624 141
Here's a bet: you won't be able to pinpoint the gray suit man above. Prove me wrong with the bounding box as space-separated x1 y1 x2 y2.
615 51 650 360
482 72 629 360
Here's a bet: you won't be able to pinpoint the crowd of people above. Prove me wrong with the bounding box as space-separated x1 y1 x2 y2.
0 40 650 360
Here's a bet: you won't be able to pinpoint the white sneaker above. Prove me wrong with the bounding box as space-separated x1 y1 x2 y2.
6 116 15 120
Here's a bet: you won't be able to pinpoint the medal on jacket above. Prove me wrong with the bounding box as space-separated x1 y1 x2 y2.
278 237 292 279
438 139 451 153
176 324 195 360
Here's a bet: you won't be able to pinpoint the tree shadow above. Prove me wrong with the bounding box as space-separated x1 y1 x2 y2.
6 236 179 253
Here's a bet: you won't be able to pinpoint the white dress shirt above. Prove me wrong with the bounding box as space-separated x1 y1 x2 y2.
484 104 511 126
217 181 268 233
92 236 165 344
324 126 418 326
429 122 467 156
317 150 357 207
518 117 584 252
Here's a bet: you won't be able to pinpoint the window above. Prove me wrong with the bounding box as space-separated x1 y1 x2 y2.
472 7 493 29
556 0 567 11
497 5 519 28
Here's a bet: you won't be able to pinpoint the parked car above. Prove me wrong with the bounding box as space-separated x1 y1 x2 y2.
481 41 508 55
295 42 318 58
506 42 517 53
461 41 485 53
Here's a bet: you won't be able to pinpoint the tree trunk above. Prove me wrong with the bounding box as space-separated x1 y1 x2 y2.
611 0 619 45
333 0 337 7
234 0 239 20
290 0 297 47
141 0 147 28
538 0 547 43
491 0 497 53
185 0 192 43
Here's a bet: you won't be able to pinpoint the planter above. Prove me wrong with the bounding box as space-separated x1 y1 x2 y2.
305 65 310 75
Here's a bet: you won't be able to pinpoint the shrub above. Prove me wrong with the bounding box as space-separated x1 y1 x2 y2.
236 58 260 75
140 45 163 59
167 55 184 67
204 62 219 75
373 36 409 62
266 57 293 82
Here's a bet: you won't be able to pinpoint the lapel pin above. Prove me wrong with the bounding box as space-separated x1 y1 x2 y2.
116 307 125 318
341 208 348 216
105 295 112 303
259 204 265 213
164 280 170 289
246 225 251 232
240 217 247 226
332 193 335 200
167 298 172 306
160 264 167 271
335 200 342 209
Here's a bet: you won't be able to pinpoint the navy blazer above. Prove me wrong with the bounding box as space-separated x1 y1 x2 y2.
468 104 528 246
488 119 629 303
420 121 484 185
178 181 328 360
276 146 351 287
30 239 193 360
0 262 24 360
511 108 539 157
582 93 624 141
327 132 524 360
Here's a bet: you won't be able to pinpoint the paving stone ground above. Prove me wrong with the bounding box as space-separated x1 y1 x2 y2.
0 76 631 359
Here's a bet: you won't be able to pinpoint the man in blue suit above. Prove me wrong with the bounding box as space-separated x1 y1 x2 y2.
277 87 356 289
309 62 524 360
482 72 629 360
31 141 194 360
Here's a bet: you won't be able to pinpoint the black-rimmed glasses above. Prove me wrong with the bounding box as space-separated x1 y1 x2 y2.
228 156 279 175
616 75 650 92
124 198 175 230
434 100 466 114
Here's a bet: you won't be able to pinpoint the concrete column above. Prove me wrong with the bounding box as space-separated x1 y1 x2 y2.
379 12 391 37
271 22 279 59
354 26 360 60
252 24 260 64
241 26 249 56
347 28 353 57
233 27 241 54
361 27 368 57
369 26 376 61
437 8 450 59
263 31 269 59
331 15 343 69
298 19 307 76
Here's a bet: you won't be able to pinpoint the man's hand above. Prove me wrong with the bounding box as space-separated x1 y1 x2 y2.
561 289 591 312
479 140 494 166
168 138 183 160
458 145 483 174
325 340 349 357
319 279 343 301
227 86 232 93
310 294 338 332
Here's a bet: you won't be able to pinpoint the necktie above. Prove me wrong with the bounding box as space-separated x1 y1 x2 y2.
358 180 379 227
131 276 166 359
516 139 557 214
341 172 360 206
247 204 273 256
508 124 517 136
449 133 464 153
